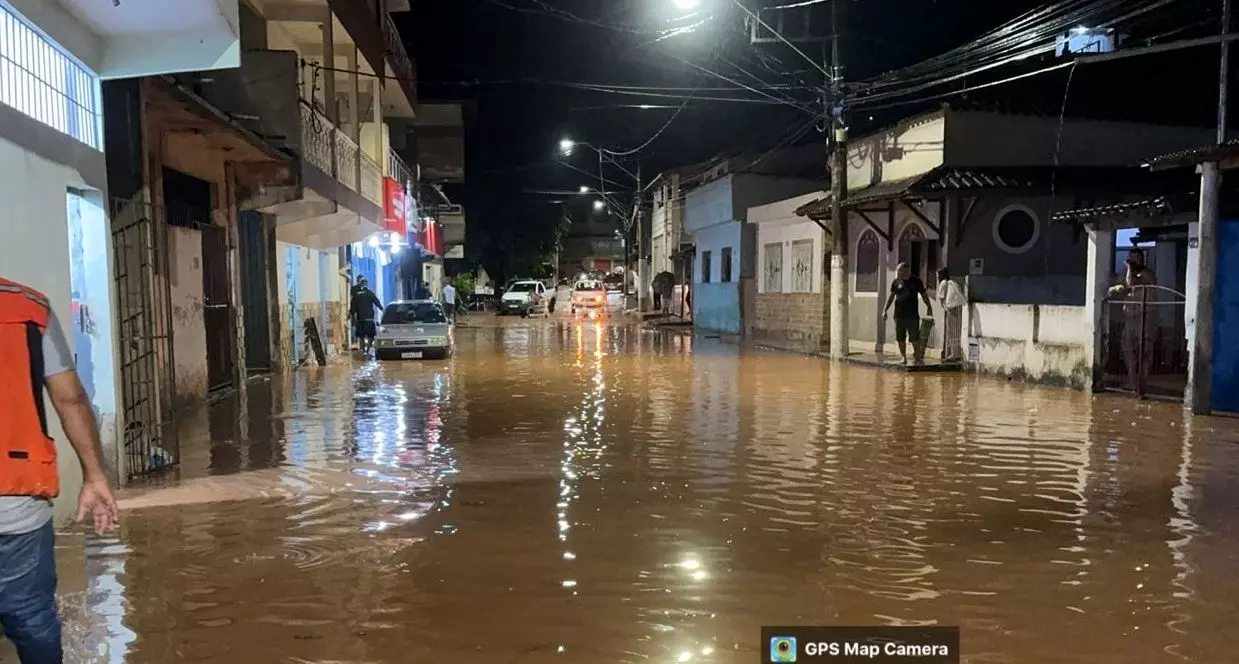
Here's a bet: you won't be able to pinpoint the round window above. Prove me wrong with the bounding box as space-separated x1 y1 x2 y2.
992 204 1041 254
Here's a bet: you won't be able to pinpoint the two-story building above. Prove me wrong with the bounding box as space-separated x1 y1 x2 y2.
98 0 419 476
0 0 244 498
682 152 822 334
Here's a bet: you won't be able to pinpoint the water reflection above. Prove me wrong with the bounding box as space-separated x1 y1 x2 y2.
59 319 1239 663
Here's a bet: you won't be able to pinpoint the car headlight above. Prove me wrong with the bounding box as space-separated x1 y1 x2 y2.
429 336 447 346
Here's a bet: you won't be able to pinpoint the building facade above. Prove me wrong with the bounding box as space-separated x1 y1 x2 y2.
98 0 419 479
749 192 829 350
0 0 243 507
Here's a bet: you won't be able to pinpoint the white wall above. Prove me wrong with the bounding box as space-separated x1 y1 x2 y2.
0 134 118 519
847 112 945 192
965 302 1092 387
168 227 208 402
751 191 828 295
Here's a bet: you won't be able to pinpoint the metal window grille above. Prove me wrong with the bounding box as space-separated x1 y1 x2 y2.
0 7 100 149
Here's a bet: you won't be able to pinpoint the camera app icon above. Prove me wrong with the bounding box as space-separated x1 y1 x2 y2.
770 636 797 662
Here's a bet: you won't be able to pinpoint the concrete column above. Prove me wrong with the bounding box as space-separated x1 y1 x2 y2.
322 18 335 123
874 214 889 354
1187 162 1221 414
1084 226 1114 391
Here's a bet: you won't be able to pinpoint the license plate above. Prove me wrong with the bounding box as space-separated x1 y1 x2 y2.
401 352 423 359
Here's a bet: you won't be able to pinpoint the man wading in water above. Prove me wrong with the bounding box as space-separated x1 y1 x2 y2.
0 277 118 663
883 262 933 365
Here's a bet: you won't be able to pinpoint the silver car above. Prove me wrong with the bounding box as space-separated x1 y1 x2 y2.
374 300 454 360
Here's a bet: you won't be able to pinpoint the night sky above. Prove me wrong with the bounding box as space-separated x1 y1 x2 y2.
397 0 1230 280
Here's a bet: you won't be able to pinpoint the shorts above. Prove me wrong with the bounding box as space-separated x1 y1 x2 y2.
355 320 377 339
895 317 921 344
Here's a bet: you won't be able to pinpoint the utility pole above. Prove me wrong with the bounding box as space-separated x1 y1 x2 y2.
634 163 646 312
1187 0 1231 414
827 0 849 358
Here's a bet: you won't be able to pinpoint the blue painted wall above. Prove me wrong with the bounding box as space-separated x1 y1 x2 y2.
692 222 744 334
1212 219 1239 412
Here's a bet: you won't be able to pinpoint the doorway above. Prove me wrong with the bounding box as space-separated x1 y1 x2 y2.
238 212 272 371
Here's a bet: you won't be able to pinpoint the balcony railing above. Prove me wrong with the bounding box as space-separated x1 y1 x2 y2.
388 149 415 188
382 13 417 105
300 103 334 173
361 154 382 204
334 130 359 191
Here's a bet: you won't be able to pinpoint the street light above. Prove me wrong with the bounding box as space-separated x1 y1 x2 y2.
579 185 590 194
674 0 700 9
593 199 606 211
558 138 577 155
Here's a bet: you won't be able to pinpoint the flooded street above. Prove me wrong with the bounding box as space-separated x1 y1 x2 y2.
56 316 1239 663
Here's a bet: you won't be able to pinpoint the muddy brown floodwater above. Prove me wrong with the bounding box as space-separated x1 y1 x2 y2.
50 318 1239 663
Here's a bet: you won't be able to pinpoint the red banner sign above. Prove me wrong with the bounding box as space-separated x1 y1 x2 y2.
383 178 406 236
418 221 443 256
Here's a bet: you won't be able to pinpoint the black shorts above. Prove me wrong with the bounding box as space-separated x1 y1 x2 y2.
895 317 920 344
355 320 377 339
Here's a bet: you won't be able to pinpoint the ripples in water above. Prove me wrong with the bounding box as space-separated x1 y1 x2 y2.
48 321 1239 663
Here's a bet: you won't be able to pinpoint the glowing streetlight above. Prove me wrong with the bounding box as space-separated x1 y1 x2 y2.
593 199 606 212
578 185 590 194
558 138 577 155
674 0 700 9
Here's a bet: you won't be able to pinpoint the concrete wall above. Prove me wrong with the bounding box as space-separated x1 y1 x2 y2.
948 194 1087 305
946 110 1219 168
965 302 1091 389
167 226 208 403
0 128 119 520
847 112 946 191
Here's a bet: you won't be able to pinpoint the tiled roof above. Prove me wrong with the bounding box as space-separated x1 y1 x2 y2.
1049 197 1171 223
1144 140 1239 170
793 167 1036 219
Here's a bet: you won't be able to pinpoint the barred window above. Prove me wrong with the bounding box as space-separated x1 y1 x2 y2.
0 7 100 149
763 242 782 292
790 239 813 292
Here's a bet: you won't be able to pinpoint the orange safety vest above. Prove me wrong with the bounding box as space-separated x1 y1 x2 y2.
0 277 58 498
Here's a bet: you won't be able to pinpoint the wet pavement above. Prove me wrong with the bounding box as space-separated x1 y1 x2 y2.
50 314 1239 663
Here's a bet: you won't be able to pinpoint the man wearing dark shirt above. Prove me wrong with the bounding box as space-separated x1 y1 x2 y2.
883 262 933 365
349 282 383 355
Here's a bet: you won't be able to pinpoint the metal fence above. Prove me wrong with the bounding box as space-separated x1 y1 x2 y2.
1101 284 1188 400
110 198 179 478
334 129 359 191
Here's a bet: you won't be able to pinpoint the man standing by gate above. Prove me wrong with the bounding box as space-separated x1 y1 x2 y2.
0 276 118 663
349 278 384 356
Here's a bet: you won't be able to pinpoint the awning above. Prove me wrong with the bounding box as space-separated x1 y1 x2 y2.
1050 197 1172 224
794 167 1037 219
1145 140 1239 171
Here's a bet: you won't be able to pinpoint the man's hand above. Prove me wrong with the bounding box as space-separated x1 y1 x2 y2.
76 477 119 535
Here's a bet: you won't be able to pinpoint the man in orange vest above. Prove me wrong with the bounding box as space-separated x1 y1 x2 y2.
0 277 118 663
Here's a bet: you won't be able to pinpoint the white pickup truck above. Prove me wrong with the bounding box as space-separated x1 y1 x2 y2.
499 280 548 317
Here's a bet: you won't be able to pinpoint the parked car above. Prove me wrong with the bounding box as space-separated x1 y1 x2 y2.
570 279 608 321
499 280 547 316
374 300 453 360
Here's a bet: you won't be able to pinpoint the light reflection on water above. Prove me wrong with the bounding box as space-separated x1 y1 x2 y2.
49 319 1239 663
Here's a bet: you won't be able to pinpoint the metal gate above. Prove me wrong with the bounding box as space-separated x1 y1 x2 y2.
201 224 235 391
111 201 179 478
238 212 271 370
1101 284 1188 399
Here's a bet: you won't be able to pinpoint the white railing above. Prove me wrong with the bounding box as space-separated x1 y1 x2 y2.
0 6 100 149
361 154 382 204
300 103 333 173
388 149 414 188
334 129 359 191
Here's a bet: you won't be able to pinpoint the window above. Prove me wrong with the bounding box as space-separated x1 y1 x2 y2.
992 204 1041 254
701 250 712 283
382 302 447 325
763 242 783 292
855 230 880 293
721 247 733 283
790 239 814 292
0 7 100 149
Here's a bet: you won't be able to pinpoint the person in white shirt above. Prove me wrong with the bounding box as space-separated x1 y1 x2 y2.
936 268 966 362
441 280 457 321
